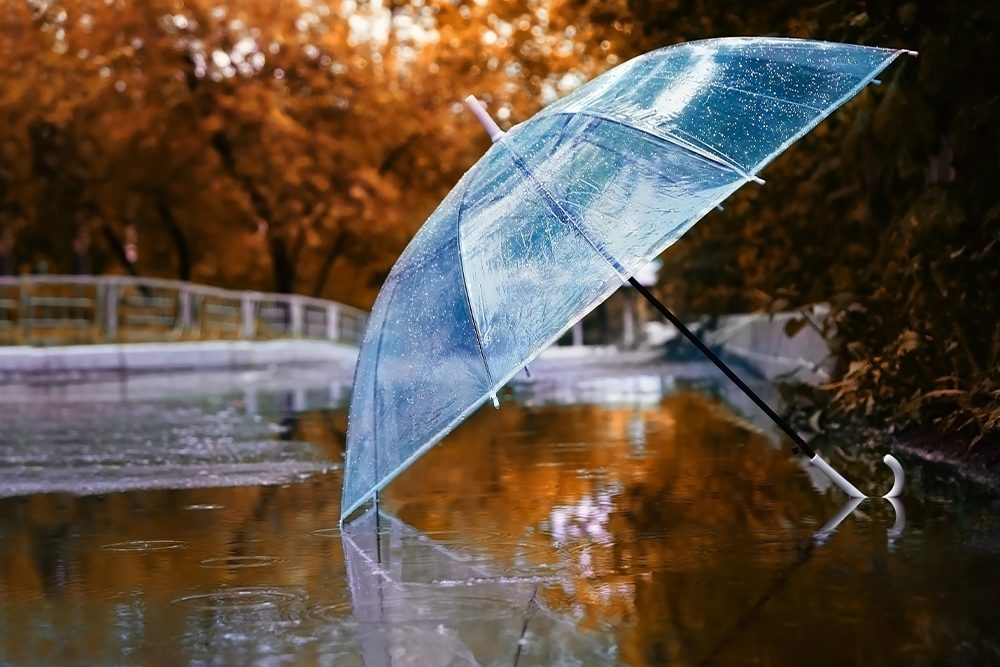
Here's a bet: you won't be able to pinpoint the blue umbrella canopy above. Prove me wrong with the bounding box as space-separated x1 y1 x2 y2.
341 37 914 521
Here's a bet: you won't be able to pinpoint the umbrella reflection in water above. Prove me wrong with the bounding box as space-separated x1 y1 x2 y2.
341 507 618 665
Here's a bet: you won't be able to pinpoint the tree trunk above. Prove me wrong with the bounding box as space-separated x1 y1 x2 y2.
72 215 91 275
310 231 349 297
100 224 139 278
209 130 291 293
268 235 295 295
0 179 13 275
155 201 192 281
0 218 14 276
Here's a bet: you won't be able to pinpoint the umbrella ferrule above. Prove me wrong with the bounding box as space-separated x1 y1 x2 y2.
465 95 505 142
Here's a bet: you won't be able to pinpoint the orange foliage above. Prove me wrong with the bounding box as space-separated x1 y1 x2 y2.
0 0 631 306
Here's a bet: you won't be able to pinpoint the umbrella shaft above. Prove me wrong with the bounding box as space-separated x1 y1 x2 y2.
628 277 815 459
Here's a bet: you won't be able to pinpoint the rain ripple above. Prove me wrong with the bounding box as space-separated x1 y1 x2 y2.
101 539 189 552
198 555 282 569
172 586 307 611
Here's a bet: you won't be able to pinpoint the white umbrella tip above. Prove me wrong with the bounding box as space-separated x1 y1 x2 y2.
464 94 505 142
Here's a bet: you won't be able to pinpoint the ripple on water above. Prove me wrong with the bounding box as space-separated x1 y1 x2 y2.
199 555 282 569
173 587 315 658
416 529 505 541
172 586 307 611
400 535 578 569
101 539 189 552
311 527 342 538
183 503 224 511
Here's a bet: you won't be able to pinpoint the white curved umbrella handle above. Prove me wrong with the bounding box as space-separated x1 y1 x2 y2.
881 454 905 498
809 453 905 499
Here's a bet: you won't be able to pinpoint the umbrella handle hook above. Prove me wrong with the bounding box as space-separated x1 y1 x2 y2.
809 453 905 499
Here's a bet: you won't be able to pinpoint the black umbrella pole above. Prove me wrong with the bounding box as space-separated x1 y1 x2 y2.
628 278 816 459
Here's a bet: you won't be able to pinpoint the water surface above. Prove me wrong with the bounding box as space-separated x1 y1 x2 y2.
1 363 998 665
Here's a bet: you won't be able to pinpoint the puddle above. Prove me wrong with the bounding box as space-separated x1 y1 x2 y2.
1 373 999 665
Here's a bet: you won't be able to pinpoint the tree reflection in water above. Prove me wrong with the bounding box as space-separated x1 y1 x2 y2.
382 393 990 666
0 389 997 665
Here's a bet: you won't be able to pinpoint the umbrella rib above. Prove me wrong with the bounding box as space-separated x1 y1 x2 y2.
706 81 825 112
544 110 763 185
368 277 400 507
503 144 630 279
455 186 499 393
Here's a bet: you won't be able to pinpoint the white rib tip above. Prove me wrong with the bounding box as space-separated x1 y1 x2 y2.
464 94 505 142
490 393 500 409
870 78 882 85
715 204 725 212
751 175 765 185
902 49 918 57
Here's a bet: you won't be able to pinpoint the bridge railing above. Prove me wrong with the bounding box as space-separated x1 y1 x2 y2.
0 276 368 347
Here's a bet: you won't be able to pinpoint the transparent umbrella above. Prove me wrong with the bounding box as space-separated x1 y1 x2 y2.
341 37 916 522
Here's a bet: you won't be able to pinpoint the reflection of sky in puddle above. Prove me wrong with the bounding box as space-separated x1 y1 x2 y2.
0 363 998 665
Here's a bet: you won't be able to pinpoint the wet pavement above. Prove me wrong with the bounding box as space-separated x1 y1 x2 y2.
1 361 999 665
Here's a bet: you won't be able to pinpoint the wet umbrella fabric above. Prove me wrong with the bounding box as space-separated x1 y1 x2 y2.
341 37 912 521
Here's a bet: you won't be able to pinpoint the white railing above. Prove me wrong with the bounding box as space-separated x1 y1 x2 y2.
0 275 367 347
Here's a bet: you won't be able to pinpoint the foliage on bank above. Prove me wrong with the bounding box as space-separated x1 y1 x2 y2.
632 2 999 455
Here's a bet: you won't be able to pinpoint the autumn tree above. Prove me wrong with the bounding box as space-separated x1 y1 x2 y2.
1 0 632 306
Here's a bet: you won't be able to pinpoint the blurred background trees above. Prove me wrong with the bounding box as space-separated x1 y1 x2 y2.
0 0 627 299
1 0 997 452
621 1 1000 457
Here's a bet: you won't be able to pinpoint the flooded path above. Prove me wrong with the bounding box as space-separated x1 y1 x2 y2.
1 363 998 665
